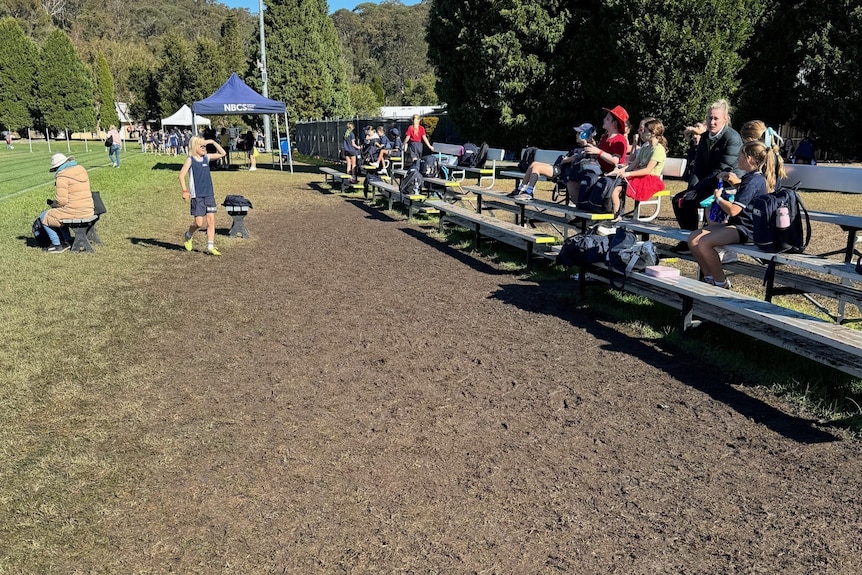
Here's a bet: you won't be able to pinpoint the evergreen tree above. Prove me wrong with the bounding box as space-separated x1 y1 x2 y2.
0 17 38 131
220 12 247 76
154 31 194 116
95 50 119 129
265 0 351 122
37 29 96 133
350 84 381 116
189 36 227 102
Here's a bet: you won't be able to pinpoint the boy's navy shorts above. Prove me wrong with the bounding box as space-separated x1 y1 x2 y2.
190 196 217 217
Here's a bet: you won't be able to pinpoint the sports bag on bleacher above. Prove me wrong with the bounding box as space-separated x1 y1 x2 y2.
576 174 619 213
399 166 423 195
419 154 439 178
750 185 811 253
555 225 611 267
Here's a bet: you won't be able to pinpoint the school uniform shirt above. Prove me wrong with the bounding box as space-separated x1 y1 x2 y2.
188 155 214 199
727 170 768 239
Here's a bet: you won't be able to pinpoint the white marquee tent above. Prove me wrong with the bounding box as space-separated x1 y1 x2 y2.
161 105 211 128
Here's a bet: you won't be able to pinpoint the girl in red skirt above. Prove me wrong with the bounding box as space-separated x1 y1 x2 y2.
611 118 667 218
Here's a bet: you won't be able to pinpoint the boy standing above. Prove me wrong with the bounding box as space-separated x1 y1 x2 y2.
179 136 226 255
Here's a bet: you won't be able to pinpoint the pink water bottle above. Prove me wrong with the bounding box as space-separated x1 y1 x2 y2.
776 205 791 229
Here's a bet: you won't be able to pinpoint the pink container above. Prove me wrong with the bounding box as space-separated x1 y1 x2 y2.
645 265 680 278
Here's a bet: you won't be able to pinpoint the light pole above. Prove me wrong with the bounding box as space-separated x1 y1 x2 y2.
258 0 271 152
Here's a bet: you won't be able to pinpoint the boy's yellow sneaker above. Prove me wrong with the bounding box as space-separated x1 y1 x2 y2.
184 236 193 251
207 247 221 256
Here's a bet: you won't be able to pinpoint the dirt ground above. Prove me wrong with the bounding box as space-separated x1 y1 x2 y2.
96 173 862 574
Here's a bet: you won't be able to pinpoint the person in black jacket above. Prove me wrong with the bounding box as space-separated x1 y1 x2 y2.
671 100 744 250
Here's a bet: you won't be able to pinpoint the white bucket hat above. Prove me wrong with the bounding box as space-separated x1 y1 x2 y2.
49 153 72 171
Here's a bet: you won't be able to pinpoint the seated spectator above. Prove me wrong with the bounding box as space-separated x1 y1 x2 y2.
508 122 597 201
40 153 95 253
682 122 706 181
686 141 771 289
671 99 744 251
372 126 396 168
735 120 787 191
609 118 668 217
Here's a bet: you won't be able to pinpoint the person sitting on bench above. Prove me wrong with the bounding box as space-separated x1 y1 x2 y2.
686 140 771 289
40 153 95 253
507 122 598 201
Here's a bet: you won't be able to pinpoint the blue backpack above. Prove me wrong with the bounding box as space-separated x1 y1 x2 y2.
750 185 811 253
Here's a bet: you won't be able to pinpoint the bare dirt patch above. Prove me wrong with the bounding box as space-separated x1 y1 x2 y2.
90 173 862 574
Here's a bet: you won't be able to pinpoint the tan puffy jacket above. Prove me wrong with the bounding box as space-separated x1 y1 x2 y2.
42 164 95 227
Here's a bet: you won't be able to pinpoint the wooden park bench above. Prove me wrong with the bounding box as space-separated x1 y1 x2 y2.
426 199 558 269
456 147 506 189
463 185 615 237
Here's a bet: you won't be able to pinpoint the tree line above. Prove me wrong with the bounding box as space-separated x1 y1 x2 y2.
1 0 858 160
0 0 434 136
428 0 862 159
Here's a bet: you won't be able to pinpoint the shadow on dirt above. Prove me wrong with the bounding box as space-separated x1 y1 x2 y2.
491 280 841 444
399 226 508 276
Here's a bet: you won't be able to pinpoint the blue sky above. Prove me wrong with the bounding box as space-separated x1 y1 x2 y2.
221 0 421 14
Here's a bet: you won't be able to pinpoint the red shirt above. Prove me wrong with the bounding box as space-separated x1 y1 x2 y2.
598 133 628 173
405 124 426 143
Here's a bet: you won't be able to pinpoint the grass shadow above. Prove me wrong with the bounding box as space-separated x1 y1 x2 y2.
129 236 186 251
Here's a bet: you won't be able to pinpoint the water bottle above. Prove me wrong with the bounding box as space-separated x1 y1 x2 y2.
776 205 791 229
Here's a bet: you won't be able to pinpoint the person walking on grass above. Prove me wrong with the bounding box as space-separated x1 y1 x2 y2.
179 136 226 256
106 124 122 167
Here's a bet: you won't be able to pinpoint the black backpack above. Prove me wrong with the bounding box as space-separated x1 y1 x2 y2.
577 174 619 214
32 217 52 248
458 143 478 167
750 185 811 253
104 135 113 147
471 142 489 168
518 147 538 172
399 167 423 196
419 154 439 178
574 171 599 211
556 225 611 267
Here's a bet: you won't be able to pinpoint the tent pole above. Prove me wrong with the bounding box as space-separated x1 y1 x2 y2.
274 114 282 171
284 112 293 174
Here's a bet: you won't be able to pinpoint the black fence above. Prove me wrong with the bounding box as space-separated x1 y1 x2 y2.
294 114 462 162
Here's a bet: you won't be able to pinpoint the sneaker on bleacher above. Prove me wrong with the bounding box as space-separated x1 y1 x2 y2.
716 248 738 263
514 192 533 201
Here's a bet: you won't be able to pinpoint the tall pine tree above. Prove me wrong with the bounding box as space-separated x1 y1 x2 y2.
95 51 119 129
0 17 39 132
37 29 96 133
265 0 350 122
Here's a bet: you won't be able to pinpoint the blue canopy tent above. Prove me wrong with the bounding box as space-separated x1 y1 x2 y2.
192 73 293 172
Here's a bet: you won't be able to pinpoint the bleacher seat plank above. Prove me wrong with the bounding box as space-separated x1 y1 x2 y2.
627 272 862 378
427 200 557 268
625 221 862 323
